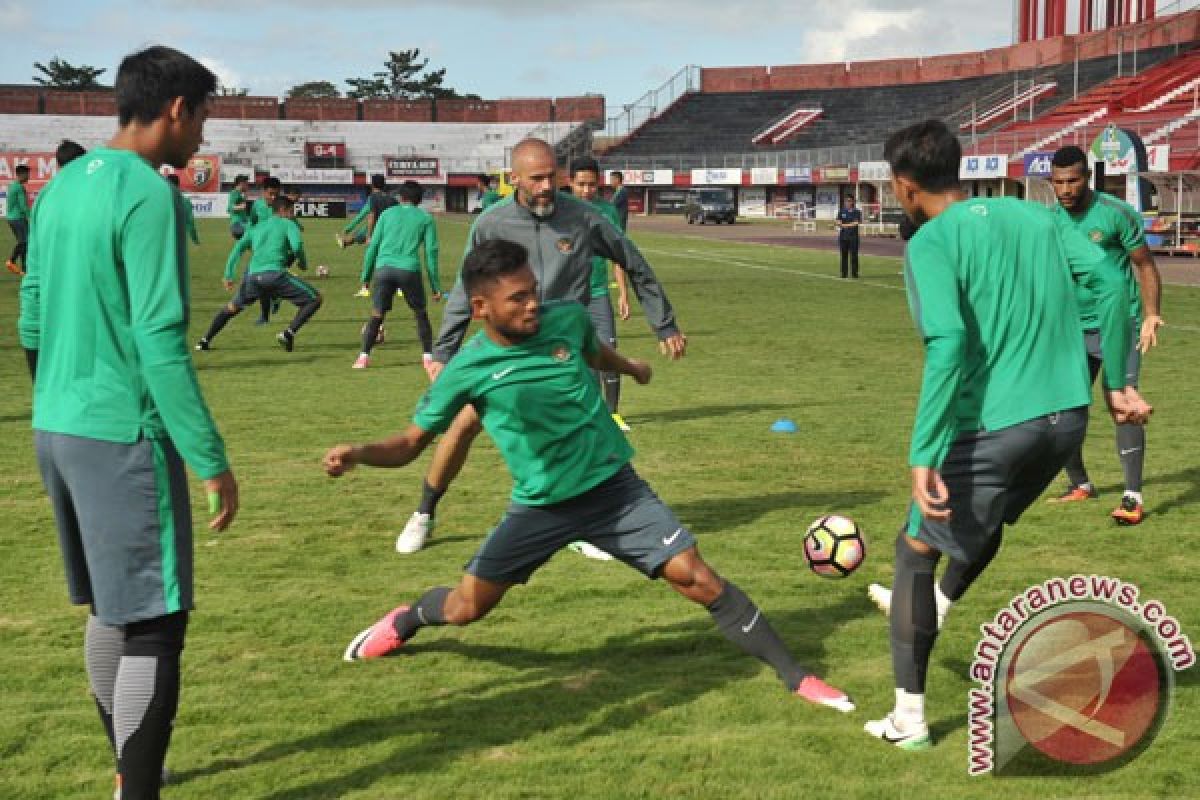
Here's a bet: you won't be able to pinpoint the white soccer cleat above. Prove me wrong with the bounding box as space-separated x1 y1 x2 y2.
867 583 946 629
865 713 932 750
395 512 433 554
568 541 615 561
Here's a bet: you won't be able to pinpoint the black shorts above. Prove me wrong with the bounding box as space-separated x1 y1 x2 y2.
234 270 318 310
372 267 427 314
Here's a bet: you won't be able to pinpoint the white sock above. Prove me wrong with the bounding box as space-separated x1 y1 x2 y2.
1124 490 1143 505
895 689 926 728
935 584 953 622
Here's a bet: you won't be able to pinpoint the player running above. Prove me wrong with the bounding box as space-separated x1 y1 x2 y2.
1046 145 1164 525
6 163 30 275
353 180 442 369
326 238 852 712
195 194 322 353
393 137 686 555
863 120 1150 750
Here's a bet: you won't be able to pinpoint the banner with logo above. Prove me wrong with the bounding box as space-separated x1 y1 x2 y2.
738 187 767 217
160 155 221 192
1146 144 1170 173
1022 152 1054 178
293 198 348 218
690 168 742 185
182 193 227 219
0 152 60 196
750 167 778 185
608 169 673 186
814 166 851 183
857 161 891 182
1090 124 1148 176
385 157 441 179
960 154 1007 180
783 166 813 184
270 167 353 185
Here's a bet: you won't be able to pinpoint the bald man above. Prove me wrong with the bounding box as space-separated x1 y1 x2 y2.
393 138 687 554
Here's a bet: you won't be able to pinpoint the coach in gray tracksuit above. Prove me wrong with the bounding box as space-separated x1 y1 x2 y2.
432 191 680 361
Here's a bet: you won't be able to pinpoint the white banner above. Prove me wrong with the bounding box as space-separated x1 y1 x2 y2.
858 161 892 182
1147 144 1170 174
606 169 673 186
738 187 767 217
960 154 1007 180
269 167 354 184
784 166 813 184
750 167 778 185
184 193 229 218
691 168 743 185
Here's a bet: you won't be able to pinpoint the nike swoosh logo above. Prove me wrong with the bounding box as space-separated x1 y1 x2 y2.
662 528 683 546
741 610 760 634
1120 448 1141 456
492 367 515 380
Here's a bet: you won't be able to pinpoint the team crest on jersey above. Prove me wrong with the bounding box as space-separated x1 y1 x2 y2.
552 345 571 362
555 237 573 253
1089 229 1104 243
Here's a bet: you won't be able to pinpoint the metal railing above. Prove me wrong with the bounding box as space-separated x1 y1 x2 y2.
603 65 702 140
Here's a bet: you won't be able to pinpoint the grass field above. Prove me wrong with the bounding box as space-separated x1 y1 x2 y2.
1 214 1197 799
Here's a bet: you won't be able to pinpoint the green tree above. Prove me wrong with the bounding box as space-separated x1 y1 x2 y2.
287 80 341 99
347 49 474 100
32 57 107 90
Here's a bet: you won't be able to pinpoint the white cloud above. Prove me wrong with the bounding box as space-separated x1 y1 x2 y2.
198 56 243 93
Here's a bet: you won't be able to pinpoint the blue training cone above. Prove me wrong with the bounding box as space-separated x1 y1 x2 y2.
771 418 798 433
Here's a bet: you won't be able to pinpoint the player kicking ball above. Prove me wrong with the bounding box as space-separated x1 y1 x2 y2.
324 239 852 712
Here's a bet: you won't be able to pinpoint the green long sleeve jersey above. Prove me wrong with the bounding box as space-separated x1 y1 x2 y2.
1056 191 1147 327
17 148 229 478
904 198 1131 469
359 203 440 292
224 215 307 282
6 180 29 221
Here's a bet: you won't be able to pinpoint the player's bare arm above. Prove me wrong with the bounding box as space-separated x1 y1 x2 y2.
325 425 437 475
1130 244 1163 353
587 342 652 385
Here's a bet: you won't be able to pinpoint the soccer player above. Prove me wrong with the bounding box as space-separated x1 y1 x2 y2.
609 170 629 230
338 173 396 251
17 46 238 799
6 163 30 275
863 120 1150 750
196 194 323 353
394 137 686 555
165 174 199 245
353 180 442 369
835 195 862 279
568 157 631 430
1046 145 1164 525
242 176 283 324
477 174 501 211
325 238 852 711
226 174 251 239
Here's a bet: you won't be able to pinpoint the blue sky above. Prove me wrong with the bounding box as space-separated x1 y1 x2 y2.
0 1 1151 115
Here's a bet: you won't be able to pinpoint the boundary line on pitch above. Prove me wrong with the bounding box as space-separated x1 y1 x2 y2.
640 246 907 292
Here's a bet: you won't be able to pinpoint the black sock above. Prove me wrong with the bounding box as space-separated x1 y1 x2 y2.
258 296 271 322
890 536 941 693
417 480 446 516
1116 422 1145 494
288 296 322 334
202 308 238 342
24 347 37 380
415 310 433 353
1062 441 1091 488
361 316 384 355
939 532 1002 602
706 581 808 690
393 587 452 641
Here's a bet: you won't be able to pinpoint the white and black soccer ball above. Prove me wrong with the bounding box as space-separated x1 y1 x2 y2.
803 515 866 578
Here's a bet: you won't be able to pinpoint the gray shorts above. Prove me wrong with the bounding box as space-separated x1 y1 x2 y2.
372 266 427 314
234 270 318 310
587 293 616 347
907 407 1089 563
1083 325 1141 388
466 464 696 584
35 431 194 626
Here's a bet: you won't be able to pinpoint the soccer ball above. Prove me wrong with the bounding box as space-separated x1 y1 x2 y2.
316 265 330 278
803 515 866 578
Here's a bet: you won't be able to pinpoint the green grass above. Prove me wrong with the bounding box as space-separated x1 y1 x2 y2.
1 215 1197 799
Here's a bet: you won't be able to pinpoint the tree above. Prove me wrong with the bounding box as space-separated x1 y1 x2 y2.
32 57 107 90
346 49 473 101
345 76 390 100
287 80 341 99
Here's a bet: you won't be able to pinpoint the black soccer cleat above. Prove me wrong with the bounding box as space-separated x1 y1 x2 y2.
276 330 294 352
195 338 210 351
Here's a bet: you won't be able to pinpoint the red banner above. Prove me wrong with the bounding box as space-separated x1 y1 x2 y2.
307 142 346 160
159 155 221 192
0 152 60 195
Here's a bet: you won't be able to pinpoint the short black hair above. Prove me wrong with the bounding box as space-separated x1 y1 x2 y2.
165 173 181 186
234 174 249 186
271 193 294 212
398 180 423 205
14 164 30 176
371 174 387 190
115 45 217 127
462 239 529 296
571 156 600 177
262 176 282 191
1052 145 1089 171
55 140 86 168
884 119 961 193
610 170 623 182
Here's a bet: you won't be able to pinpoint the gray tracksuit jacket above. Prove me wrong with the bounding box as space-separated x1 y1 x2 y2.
432 192 679 363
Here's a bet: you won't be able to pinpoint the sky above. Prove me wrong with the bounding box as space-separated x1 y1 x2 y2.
0 1 1180 116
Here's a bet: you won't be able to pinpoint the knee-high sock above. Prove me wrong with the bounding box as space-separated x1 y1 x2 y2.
414 310 433 354
116 613 187 800
257 295 272 322
85 614 123 759
361 315 384 355
1116 423 1145 494
890 536 941 693
707 581 808 690
417 480 446 516
202 308 238 342
604 371 621 414
286 296 322 335
938 532 1002 602
393 587 452 641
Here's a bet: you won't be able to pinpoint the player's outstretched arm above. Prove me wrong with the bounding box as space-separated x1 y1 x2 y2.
587 342 652 385
324 425 437 476
1130 245 1164 353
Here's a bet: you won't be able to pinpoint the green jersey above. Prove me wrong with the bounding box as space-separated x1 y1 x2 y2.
227 188 250 228
360 203 440 291
248 197 273 227
173 186 199 245
343 203 370 234
17 147 228 479
1056 191 1146 326
414 301 631 506
904 198 1130 469
224 215 307 281
588 198 621 298
6 180 28 221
